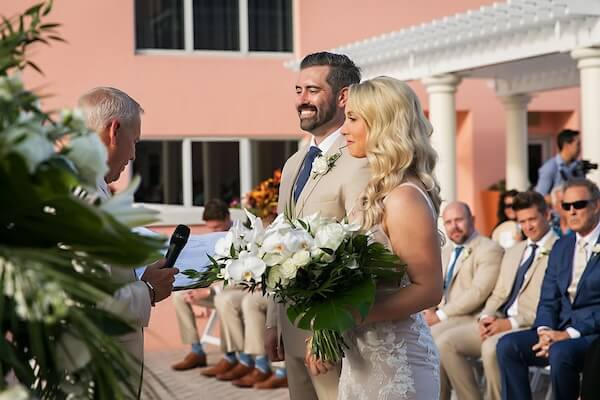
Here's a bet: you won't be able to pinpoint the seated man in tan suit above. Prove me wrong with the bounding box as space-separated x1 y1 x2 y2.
437 191 558 400
264 52 370 400
423 201 503 400
201 290 287 389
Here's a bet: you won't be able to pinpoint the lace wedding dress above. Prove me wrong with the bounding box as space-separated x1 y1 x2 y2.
338 183 440 399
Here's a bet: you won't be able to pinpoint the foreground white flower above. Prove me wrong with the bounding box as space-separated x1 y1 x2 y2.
226 251 266 282
280 258 300 280
99 176 159 227
65 133 108 187
3 124 54 173
0 384 30 400
312 155 329 175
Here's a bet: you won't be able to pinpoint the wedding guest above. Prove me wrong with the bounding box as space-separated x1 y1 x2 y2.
497 178 600 400
423 201 503 400
201 290 287 389
79 87 178 396
437 191 558 400
264 51 369 400
171 199 231 371
550 185 571 236
534 129 581 196
491 189 524 249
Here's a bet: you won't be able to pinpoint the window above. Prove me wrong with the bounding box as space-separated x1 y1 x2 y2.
133 140 184 204
135 0 185 50
252 140 297 184
191 141 240 206
248 0 293 52
132 138 298 208
135 0 293 52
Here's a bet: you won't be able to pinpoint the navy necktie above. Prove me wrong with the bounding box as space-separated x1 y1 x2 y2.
444 246 464 294
501 243 538 315
293 146 322 202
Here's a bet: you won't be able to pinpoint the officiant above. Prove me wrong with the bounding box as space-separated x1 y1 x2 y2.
79 86 179 397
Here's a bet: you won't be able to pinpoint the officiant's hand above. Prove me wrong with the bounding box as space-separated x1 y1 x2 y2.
141 259 178 303
265 326 285 361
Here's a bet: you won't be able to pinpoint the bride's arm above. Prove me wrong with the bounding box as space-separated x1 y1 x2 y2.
365 186 443 324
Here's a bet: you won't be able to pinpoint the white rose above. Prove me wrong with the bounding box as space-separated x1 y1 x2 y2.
312 155 328 175
226 251 266 282
291 250 311 267
266 266 287 290
65 133 108 187
280 258 299 280
314 222 346 252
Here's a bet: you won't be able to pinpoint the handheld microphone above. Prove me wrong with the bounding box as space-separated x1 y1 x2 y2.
164 224 190 268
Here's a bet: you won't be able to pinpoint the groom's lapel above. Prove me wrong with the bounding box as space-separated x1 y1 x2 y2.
295 135 346 217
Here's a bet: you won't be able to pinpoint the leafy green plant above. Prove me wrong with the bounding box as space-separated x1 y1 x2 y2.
0 2 165 399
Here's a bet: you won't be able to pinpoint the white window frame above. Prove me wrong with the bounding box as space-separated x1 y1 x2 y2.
134 136 300 225
136 0 294 57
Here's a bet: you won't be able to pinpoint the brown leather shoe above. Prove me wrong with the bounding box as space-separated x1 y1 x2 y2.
254 374 288 389
216 363 253 381
232 368 272 388
200 358 236 377
171 352 207 371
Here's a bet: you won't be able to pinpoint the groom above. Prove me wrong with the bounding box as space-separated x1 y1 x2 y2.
264 52 370 400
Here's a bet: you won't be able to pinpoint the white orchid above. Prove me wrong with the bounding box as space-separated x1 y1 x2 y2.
226 251 266 282
64 133 109 188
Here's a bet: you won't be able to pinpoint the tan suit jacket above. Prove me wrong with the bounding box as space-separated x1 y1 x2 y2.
481 232 559 327
266 134 370 357
439 233 504 318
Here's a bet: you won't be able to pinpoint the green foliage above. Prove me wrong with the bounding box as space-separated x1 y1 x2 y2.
0 2 165 398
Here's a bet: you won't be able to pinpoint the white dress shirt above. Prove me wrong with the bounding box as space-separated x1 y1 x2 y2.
310 128 343 153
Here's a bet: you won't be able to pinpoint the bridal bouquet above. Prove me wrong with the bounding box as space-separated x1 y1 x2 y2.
186 211 404 362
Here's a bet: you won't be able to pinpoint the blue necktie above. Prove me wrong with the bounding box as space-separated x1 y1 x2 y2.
444 246 464 293
501 243 538 315
293 146 322 202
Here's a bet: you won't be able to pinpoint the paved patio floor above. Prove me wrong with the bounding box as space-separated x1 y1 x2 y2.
141 349 290 400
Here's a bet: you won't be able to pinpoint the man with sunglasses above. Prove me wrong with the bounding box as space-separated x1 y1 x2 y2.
497 178 600 400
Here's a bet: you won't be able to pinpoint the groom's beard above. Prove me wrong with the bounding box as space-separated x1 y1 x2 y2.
298 101 336 133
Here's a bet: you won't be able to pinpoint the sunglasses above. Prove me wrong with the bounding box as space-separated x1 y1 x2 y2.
561 200 591 211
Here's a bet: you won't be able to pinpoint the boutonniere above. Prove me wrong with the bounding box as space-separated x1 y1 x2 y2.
592 244 600 257
311 151 341 179
461 247 472 260
536 248 551 260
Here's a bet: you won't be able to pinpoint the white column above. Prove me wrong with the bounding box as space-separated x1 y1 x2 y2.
501 94 531 191
422 74 461 202
182 139 193 207
572 48 600 185
239 139 253 199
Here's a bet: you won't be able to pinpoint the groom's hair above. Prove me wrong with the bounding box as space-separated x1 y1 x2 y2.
79 87 143 133
300 52 361 95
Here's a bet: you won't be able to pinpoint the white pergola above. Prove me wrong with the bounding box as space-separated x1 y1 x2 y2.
288 0 600 200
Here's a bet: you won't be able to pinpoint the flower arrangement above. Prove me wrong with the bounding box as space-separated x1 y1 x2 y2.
0 3 164 398
185 211 404 363
242 169 281 218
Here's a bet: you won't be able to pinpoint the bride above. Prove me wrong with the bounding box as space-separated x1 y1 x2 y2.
305 76 444 399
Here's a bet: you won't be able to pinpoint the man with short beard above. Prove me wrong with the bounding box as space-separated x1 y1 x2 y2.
264 52 370 400
422 201 503 400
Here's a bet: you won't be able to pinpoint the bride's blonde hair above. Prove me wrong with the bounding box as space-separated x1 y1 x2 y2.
347 76 441 230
